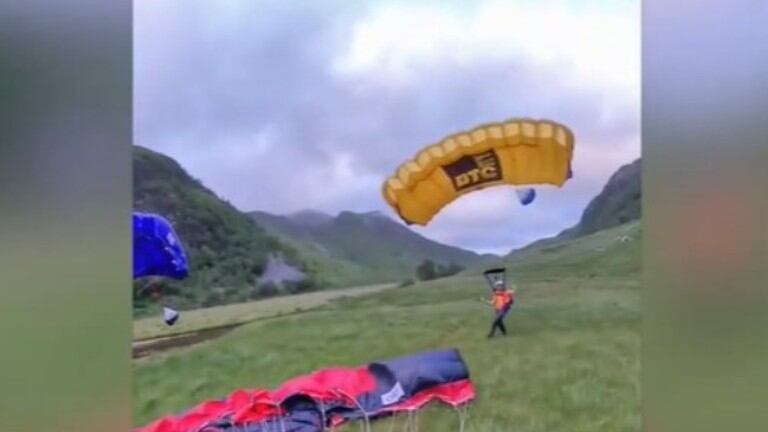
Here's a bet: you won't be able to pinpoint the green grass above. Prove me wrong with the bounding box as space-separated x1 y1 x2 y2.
133 283 396 340
133 223 641 431
478 220 642 279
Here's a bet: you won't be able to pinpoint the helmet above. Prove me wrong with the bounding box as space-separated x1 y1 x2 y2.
493 280 504 289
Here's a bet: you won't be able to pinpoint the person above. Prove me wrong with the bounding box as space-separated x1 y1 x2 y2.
481 280 515 338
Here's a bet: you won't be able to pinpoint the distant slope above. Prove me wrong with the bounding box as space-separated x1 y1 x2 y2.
561 158 641 239
250 209 495 282
506 158 641 256
504 221 641 278
133 146 322 312
258 231 374 288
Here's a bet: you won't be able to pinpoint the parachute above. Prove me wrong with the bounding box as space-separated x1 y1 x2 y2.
137 348 475 432
483 267 507 291
133 212 189 326
133 212 189 280
515 187 536 206
382 118 575 225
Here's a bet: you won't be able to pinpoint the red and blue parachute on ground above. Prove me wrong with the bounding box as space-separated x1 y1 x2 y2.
137 348 475 432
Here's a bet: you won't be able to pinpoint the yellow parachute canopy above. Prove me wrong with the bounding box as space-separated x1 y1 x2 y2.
382 118 575 226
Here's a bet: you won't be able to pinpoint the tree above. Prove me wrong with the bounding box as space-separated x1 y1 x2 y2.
414 260 464 282
439 262 464 278
416 259 437 281
257 281 280 298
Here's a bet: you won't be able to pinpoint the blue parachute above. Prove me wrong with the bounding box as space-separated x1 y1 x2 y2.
515 188 536 206
133 212 189 280
514 164 573 207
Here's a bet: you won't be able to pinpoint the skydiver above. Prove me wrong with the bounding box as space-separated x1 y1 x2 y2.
481 280 515 338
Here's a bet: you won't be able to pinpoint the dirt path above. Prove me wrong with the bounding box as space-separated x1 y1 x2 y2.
132 324 242 359
133 283 397 358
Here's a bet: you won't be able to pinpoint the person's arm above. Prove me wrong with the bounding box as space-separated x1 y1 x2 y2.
507 288 515 304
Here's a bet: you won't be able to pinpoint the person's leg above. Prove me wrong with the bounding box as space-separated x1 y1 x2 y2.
488 309 504 338
499 307 510 335
488 319 498 338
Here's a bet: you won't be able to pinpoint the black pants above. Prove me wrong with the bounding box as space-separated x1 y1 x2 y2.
488 306 511 338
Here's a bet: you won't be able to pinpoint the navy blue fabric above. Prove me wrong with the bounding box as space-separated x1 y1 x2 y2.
203 396 324 432
133 212 189 280
341 348 470 420
375 348 469 396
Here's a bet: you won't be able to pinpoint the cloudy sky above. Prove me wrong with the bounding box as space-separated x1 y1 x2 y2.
135 0 640 255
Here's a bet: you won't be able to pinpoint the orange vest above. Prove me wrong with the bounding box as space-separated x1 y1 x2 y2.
492 290 513 310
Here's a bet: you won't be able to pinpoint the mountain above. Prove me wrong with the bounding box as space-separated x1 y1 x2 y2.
287 210 334 227
475 219 640 281
561 158 641 239
573 158 641 235
133 146 322 313
503 158 641 257
250 209 495 283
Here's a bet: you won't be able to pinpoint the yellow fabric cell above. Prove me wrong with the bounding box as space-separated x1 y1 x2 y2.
383 118 575 225
410 175 450 217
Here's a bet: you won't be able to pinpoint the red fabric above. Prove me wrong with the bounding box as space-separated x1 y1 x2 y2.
136 367 377 432
136 389 276 432
136 367 473 432
328 379 476 427
272 366 376 402
231 390 282 424
376 379 475 413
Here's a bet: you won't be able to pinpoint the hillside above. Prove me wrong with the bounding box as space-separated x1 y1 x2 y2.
507 158 641 257
135 155 642 431
504 221 640 278
133 146 323 313
560 158 641 239
250 209 495 282
135 218 641 430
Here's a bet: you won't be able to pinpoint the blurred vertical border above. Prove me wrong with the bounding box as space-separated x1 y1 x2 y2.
643 0 768 431
0 1 131 432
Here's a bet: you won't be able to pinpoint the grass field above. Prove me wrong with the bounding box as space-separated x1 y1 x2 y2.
134 223 641 431
133 283 397 341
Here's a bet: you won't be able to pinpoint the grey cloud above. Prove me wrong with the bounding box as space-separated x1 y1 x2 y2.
135 0 639 252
